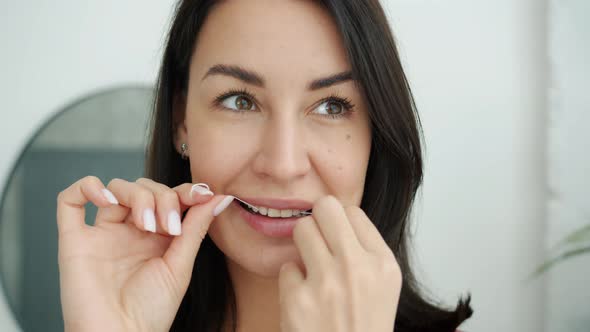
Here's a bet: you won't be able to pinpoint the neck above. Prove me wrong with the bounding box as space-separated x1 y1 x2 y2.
223 258 281 332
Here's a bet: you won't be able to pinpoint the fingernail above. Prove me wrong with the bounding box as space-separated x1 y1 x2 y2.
101 188 119 205
190 183 214 198
143 209 156 233
213 196 234 216
194 183 210 190
168 210 182 236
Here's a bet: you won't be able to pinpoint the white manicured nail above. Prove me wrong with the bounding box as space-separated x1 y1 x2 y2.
194 183 210 190
168 210 182 236
190 183 214 198
101 188 119 205
213 196 234 216
143 209 156 233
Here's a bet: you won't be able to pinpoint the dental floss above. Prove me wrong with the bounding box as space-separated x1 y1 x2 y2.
231 196 312 216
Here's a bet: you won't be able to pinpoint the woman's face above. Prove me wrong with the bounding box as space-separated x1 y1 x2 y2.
176 0 371 277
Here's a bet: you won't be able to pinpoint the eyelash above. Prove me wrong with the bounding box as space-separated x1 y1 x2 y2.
212 88 355 119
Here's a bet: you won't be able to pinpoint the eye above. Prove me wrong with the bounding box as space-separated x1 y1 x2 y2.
220 94 256 112
316 100 344 115
312 96 354 119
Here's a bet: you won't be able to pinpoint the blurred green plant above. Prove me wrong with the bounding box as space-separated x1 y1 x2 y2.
529 223 590 279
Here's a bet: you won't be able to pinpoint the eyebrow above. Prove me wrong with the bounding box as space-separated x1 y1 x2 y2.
202 64 354 91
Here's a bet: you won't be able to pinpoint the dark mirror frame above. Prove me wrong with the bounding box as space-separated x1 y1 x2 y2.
0 85 153 331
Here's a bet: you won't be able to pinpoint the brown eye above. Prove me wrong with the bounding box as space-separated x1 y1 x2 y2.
314 100 346 117
235 96 253 110
220 94 257 111
312 96 354 119
326 101 343 115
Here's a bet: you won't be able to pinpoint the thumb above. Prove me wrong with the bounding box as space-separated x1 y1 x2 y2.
163 195 234 285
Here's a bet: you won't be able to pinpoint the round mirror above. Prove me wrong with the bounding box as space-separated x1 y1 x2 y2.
0 86 154 331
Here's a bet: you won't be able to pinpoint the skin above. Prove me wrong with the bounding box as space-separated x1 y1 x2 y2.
174 1 371 330
56 1 401 331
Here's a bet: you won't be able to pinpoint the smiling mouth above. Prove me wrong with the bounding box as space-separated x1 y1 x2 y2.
235 199 312 218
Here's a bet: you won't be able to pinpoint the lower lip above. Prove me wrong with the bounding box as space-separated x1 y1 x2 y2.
235 201 302 238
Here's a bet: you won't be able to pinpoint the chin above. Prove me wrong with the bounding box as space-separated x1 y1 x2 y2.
209 215 303 278
235 241 302 278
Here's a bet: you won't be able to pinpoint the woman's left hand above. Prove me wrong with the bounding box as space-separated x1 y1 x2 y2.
278 196 402 332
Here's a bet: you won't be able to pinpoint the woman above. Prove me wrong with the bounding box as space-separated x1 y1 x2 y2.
56 0 473 331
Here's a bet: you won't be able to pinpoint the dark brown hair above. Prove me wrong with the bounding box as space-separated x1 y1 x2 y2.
145 1 473 331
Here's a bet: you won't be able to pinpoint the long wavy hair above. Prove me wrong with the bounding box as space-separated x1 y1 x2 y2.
145 1 473 331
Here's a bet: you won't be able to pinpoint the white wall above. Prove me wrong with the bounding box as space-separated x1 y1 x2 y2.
0 1 587 331
545 1 590 331
386 1 547 331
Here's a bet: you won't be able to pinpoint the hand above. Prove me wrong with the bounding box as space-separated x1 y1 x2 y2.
278 196 402 332
56 176 231 332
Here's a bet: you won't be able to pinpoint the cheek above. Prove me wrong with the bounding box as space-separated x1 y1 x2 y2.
311 131 371 206
187 131 226 186
185 114 257 188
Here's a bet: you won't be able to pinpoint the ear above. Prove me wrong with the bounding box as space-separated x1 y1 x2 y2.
172 91 188 154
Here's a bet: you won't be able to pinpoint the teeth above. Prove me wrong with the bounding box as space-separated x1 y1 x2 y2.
238 199 307 218
268 208 281 217
240 200 308 218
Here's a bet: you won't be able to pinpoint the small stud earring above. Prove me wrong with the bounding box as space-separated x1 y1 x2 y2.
180 143 189 160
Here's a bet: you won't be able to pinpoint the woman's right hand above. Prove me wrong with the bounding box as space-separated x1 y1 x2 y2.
56 176 233 332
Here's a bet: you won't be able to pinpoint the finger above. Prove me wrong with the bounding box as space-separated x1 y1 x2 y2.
163 195 234 285
56 176 118 235
292 216 331 280
344 206 391 254
135 179 215 236
171 182 214 213
278 261 304 299
136 178 184 236
311 196 363 258
95 202 130 226
105 178 157 234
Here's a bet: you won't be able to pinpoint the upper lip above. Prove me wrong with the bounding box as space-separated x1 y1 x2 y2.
236 196 313 211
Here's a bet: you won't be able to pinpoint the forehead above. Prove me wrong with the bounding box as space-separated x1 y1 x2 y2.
190 0 351 87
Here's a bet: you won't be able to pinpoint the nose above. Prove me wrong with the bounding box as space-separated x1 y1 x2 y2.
251 112 311 183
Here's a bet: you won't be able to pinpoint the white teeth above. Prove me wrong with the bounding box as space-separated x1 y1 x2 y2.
238 199 309 217
267 208 280 217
